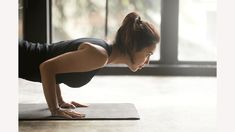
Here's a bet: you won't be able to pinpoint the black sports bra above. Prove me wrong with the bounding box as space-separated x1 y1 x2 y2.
19 38 112 88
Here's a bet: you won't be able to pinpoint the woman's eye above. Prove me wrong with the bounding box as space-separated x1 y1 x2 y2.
147 53 151 57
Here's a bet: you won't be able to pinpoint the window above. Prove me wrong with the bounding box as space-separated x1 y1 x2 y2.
178 0 217 61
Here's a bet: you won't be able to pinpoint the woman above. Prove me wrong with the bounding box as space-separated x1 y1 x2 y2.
19 12 160 118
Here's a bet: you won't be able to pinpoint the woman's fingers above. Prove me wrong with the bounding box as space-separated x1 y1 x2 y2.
64 109 85 118
61 113 73 119
59 101 88 108
54 109 85 119
60 102 76 109
56 101 88 118
55 109 73 119
71 101 89 107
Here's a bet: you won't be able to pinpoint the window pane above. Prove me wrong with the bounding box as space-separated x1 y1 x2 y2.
52 0 106 42
108 0 161 60
178 0 217 61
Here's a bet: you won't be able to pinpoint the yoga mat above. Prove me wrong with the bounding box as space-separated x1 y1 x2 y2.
19 103 140 120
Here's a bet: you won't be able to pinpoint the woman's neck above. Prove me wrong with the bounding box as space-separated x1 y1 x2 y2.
107 45 128 65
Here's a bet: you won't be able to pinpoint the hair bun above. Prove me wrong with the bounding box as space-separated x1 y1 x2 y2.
135 16 141 24
133 16 143 31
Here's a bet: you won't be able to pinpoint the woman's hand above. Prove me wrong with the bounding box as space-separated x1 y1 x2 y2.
59 102 76 109
59 101 88 109
71 101 89 107
52 108 85 119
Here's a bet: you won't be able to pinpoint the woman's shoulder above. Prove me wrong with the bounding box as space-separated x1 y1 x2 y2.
78 42 109 64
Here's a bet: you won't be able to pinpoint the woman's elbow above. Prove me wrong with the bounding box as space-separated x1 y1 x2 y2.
39 60 56 75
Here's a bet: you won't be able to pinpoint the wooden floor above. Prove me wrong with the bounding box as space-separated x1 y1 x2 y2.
19 76 216 132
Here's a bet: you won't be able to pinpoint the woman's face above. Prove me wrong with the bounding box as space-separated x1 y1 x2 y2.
127 44 156 72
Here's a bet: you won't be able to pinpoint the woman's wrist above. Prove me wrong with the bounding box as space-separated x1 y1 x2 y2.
51 107 61 116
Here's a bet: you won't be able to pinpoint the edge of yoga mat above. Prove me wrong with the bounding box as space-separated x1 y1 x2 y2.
19 103 140 120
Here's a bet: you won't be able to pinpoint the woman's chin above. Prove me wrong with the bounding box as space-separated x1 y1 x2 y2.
129 67 139 72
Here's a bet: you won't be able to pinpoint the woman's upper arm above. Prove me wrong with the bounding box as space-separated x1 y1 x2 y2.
40 42 109 74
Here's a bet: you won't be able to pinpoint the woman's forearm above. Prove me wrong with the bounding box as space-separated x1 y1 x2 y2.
40 62 59 115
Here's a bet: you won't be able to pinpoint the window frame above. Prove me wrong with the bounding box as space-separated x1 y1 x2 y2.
23 0 216 76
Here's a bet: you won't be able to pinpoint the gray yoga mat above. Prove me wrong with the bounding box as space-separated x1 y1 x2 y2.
19 103 140 120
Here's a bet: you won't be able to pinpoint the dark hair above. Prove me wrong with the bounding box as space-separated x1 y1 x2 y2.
113 12 160 61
